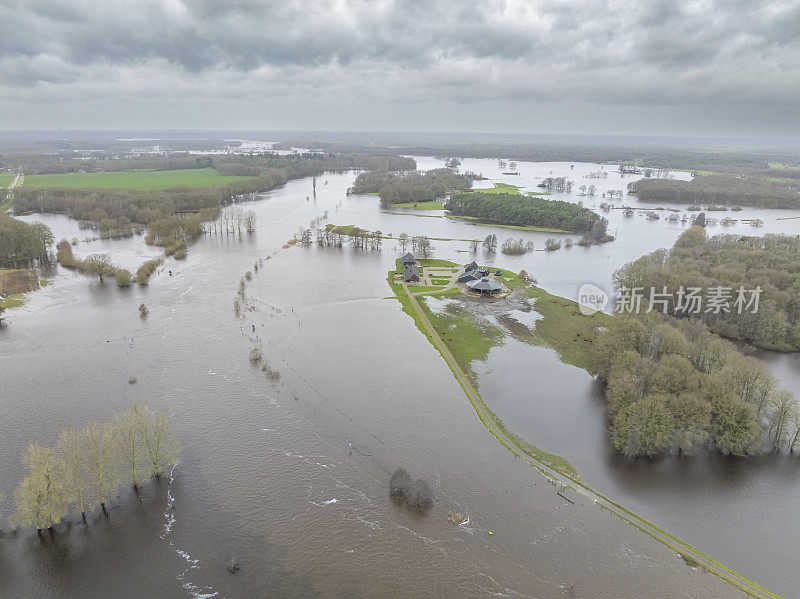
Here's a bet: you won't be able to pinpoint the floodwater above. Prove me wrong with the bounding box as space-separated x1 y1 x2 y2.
0 157 794 597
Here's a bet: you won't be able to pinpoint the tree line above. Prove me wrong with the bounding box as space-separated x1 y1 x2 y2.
9 402 180 536
351 168 473 205
0 215 53 268
594 314 798 458
613 227 800 351
13 153 414 251
444 192 600 232
628 175 800 208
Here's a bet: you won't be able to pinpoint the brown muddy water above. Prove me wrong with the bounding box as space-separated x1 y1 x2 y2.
0 159 793 597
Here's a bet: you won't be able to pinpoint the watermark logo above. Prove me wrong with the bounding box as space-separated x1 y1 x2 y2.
614 286 761 315
578 283 609 315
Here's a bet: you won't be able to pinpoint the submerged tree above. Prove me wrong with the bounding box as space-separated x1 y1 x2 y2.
56 427 89 522
85 253 117 284
14 442 66 535
141 405 181 478
82 421 119 515
115 403 145 491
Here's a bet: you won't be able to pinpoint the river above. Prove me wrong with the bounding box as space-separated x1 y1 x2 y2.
0 157 795 597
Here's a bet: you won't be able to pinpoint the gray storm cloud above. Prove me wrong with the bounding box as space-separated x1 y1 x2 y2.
0 0 798 135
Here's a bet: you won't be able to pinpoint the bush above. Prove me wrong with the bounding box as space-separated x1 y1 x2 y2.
406 478 435 508
115 269 132 287
249 348 262 363
389 467 412 497
136 257 164 284
174 249 186 260
544 238 561 251
138 303 149 318
245 271 252 280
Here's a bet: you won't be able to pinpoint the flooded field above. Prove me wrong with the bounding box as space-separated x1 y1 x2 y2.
1 158 797 597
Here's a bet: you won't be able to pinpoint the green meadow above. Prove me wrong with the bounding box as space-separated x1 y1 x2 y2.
23 168 253 190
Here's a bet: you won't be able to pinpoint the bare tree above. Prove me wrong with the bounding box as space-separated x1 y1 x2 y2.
244 210 257 234
141 405 181 478
115 403 146 491
398 233 409 251
13 442 66 535
57 428 89 522
85 253 116 284
82 421 118 515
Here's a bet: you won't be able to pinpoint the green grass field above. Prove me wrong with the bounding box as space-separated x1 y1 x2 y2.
471 182 521 194
390 200 445 209
23 168 253 190
0 172 16 187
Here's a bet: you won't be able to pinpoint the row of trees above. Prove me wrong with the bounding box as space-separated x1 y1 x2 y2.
444 192 600 232
613 227 800 350
537 177 574 193
351 168 473 205
205 206 257 235
10 403 180 535
0 215 53 268
595 314 798 458
628 175 800 208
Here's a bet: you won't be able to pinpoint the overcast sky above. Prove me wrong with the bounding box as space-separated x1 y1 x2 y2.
1 0 798 138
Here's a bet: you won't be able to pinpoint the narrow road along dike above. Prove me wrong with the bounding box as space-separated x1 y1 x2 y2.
399 282 782 599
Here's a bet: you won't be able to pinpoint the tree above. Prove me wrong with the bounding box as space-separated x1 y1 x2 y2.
57 427 89 522
612 397 673 457
85 253 116 284
244 210 257 234
115 403 146 491
141 405 181 478
591 217 608 241
417 236 433 259
13 442 66 535
82 421 118 515
397 233 409 251
769 391 797 450
483 234 497 253
692 212 706 227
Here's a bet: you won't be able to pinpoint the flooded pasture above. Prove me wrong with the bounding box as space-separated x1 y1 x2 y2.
1 157 796 597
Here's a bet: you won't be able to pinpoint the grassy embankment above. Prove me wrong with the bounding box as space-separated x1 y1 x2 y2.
387 260 610 478
23 168 253 190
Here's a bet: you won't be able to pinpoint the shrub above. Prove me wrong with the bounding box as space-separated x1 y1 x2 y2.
174 249 186 260
138 303 149 318
245 271 253 280
389 467 412 498
544 238 561 251
249 348 262 363
115 269 132 287
406 478 434 508
136 257 164 284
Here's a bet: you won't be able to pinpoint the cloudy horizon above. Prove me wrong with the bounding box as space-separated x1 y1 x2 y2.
1 0 799 138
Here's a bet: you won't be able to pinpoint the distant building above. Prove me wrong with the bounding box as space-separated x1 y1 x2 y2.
401 252 416 266
404 264 420 282
466 261 479 271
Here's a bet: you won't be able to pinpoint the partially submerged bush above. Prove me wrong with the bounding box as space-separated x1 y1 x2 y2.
545 238 561 251
115 269 132 287
389 467 412 497
389 467 434 509
138 303 149 318
174 249 186 260
249 348 262 363
233 297 241 316
245 271 252 281
136 257 164 284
